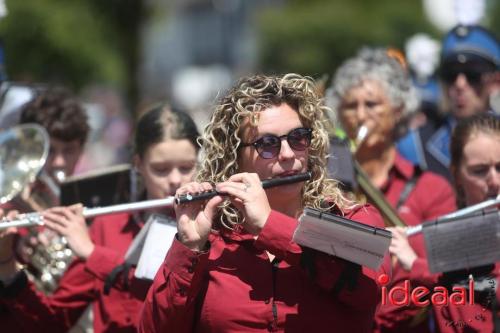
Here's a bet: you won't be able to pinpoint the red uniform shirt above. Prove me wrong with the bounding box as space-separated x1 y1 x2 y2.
374 154 457 333
139 205 391 333
1 213 151 333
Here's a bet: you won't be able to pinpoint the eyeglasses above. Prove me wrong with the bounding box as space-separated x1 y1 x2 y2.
240 127 312 159
441 69 485 86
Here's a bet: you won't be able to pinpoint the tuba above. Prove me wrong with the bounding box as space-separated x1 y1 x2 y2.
0 124 73 293
0 124 49 205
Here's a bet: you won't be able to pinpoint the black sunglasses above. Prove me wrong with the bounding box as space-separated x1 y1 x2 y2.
441 69 485 86
440 60 495 86
240 127 312 159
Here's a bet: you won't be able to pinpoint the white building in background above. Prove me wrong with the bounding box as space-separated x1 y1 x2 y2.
139 0 282 127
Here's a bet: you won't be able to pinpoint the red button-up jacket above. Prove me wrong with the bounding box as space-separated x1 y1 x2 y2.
374 154 456 333
139 205 391 333
1 213 151 333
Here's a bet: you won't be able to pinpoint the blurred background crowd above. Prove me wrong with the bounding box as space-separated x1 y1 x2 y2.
0 0 498 175
0 1 499 332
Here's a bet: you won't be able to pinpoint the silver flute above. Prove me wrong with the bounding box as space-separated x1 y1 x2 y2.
0 197 176 230
0 172 311 230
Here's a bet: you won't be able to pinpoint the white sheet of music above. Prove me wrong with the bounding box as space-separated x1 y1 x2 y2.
125 213 177 280
423 210 500 273
293 208 391 270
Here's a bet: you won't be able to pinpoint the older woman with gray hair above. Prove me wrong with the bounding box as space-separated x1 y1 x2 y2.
327 47 419 146
328 47 456 333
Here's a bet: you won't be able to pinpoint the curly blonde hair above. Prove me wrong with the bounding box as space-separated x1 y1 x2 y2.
197 73 352 229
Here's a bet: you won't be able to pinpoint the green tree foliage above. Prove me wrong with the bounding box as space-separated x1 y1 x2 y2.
0 0 132 91
488 0 500 38
257 0 439 80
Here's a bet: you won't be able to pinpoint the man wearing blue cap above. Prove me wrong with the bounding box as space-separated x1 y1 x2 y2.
398 24 499 182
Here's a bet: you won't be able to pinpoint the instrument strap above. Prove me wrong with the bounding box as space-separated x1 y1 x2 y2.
399 165 429 329
103 262 132 295
395 166 422 210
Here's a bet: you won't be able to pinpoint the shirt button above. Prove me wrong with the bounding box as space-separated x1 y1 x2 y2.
188 266 194 273
179 287 186 296
191 257 199 265
267 323 274 332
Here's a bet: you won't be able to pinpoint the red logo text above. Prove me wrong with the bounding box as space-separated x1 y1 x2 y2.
378 274 474 307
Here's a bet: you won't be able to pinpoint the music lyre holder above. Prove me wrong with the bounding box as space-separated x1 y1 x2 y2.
406 195 500 236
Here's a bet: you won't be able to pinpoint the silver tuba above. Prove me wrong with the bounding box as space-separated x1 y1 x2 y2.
0 124 73 293
0 124 49 204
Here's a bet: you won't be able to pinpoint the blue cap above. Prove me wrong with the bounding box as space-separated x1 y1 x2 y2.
442 25 499 69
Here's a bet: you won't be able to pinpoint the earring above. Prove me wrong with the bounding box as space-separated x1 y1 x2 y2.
250 112 259 127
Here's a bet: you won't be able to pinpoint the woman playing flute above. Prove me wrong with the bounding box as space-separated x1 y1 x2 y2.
436 113 500 332
139 73 391 333
0 104 200 332
391 113 500 332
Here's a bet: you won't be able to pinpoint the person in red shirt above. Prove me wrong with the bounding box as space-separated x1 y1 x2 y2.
0 104 200 332
327 47 457 332
139 73 391 333
8 86 90 212
0 87 91 294
394 113 499 333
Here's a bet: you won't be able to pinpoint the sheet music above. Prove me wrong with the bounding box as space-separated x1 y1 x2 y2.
292 208 391 269
124 217 152 266
424 210 500 273
124 213 177 280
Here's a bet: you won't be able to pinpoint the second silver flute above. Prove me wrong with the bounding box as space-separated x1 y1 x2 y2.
0 172 312 230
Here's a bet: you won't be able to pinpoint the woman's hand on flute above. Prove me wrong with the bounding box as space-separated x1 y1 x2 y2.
216 173 271 236
42 204 95 259
175 182 223 252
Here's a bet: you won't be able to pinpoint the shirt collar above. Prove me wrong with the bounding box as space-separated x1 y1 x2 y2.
393 152 415 181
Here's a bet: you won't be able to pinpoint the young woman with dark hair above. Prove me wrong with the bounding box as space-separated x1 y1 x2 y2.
0 104 200 333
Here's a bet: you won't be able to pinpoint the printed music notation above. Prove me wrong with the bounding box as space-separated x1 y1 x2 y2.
293 207 391 269
423 210 500 273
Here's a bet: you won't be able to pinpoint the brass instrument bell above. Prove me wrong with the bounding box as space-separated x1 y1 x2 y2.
0 124 49 204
